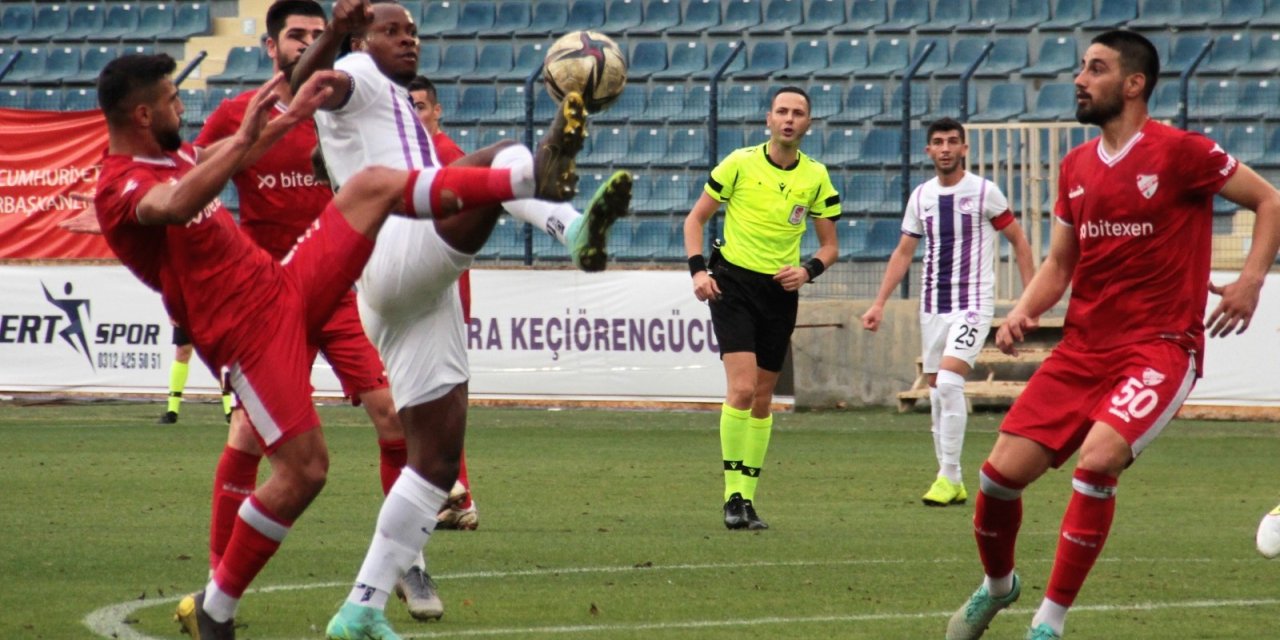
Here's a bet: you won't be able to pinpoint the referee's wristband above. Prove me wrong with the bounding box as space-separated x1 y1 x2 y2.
688 255 707 276
803 258 825 281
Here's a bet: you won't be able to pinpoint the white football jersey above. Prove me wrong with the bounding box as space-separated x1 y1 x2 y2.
901 172 1014 316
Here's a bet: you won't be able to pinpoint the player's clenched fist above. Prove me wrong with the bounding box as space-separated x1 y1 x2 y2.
330 0 373 34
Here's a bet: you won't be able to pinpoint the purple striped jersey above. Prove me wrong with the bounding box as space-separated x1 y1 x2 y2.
901 172 1015 315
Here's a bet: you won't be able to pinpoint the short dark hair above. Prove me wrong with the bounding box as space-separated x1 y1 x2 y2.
98 53 176 126
771 86 810 111
407 75 436 103
266 0 325 42
1091 30 1160 101
926 117 966 143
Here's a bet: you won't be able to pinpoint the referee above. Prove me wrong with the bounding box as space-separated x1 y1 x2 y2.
683 86 840 530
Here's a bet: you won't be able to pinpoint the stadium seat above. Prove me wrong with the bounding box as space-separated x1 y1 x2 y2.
874 84 929 124
754 0 803 34
643 174 691 214
1128 0 1178 28
624 41 667 81
63 87 96 111
625 128 667 166
457 85 498 123
794 0 846 34
857 219 906 260
831 83 884 123
877 0 929 33
1198 80 1241 119
670 85 709 123
670 0 721 34
856 128 903 167
595 83 642 123
1164 34 1214 76
823 128 866 166
582 126 628 166
720 84 767 121
204 86 236 114
601 0 644 34
843 174 888 215
710 0 762 34
833 0 887 33
716 125 748 154
40 47 80 86
976 38 1028 78
1171 0 1225 27
417 42 441 75
0 87 24 109
133 4 177 41
971 83 1026 123
693 42 746 80
1255 0 1280 26
995 0 1049 31
475 124 516 148
467 43 514 82
565 0 607 31
90 4 141 42
179 88 206 122
1201 33 1253 75
488 85 531 124
207 47 259 85
774 40 829 80
434 83 460 116
1144 31 1172 66
799 130 823 157
919 0 970 32
417 1 458 38
630 0 681 35
933 84 977 121
960 0 1009 31
162 3 212 41
1241 33 1280 74
1082 0 1136 27
659 128 708 167
245 49 274 84
480 2 530 37
1214 0 1264 25
452 1 495 37
435 44 478 82
1040 0 1093 30
1225 124 1266 164
625 218 676 259
1025 83 1076 121
498 43 543 81
1260 128 1280 167
935 39 988 79
56 5 104 42
19 5 67 43
27 88 63 111
909 38 948 77
1148 81 1198 121
860 38 910 78
735 41 788 80
1021 37 1077 79
814 39 869 79
0 5 34 43
634 83 683 122
807 84 841 119
0 47 48 85
519 1 568 35
652 41 706 80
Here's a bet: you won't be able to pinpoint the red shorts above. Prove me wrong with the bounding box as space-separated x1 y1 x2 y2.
1000 339 1197 468
229 204 374 454
309 289 390 404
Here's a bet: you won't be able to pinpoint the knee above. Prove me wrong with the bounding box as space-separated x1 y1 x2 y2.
725 384 754 408
935 370 967 414
338 166 403 210
1076 443 1130 476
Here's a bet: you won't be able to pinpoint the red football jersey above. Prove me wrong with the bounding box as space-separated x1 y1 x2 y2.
1054 119 1237 364
432 130 465 166
195 90 333 260
95 144 278 368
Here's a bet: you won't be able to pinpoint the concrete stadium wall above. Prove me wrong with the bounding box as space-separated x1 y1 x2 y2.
792 299 922 410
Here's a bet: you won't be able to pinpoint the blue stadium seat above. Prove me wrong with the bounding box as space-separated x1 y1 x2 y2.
831 83 884 123
671 0 721 34
976 38 1028 78
452 1 495 38
971 83 1026 123
1144 32 1171 66
417 42 441 75
134 4 177 41
63 87 96 111
659 128 707 167
843 174 889 215
857 219 906 260
1225 124 1266 165
1260 128 1280 167
399 1 424 23
467 43 514 82
565 0 607 31
582 126 628 166
626 41 667 81
41 47 81 86
1128 0 1179 28
57 5 104 42
1022 37 1077 79
1215 0 1264 25
475 218 519 261
498 43 543 81
631 0 681 35
833 0 886 33
163 3 212 41
435 44 478 82
774 40 828 79
1149 81 1199 120
626 128 667 166
694 42 746 79
823 128 866 166
995 0 1049 31
874 84 929 124
205 87 237 114
711 0 762 34
960 0 1009 31
1171 0 1224 27
1082 0 1136 27
90 4 141 42
596 84 643 123
208 47 259 85
480 2 530 37
433 84 459 117
1201 33 1253 75
860 38 910 78
0 87 24 109
807 84 841 119
0 47 48 85
934 84 977 120
519 1 568 36
19 5 68 43
720 85 767 121
179 88 206 122
716 125 748 154
625 218 677 260
1241 33 1280 74
919 0 970 32
910 38 948 77
0 5 34 43
799 130 823 157
419 1 459 38
1164 34 1213 76
670 85 709 123
735 41 788 80
755 0 803 34
488 85 530 124
1025 83 1076 121
245 49 274 83
475 124 518 148
877 0 929 33
457 85 497 123
652 41 706 80
815 38 868 79
602 0 644 34
794 0 845 34
571 171 604 215
856 128 903 167
1040 0 1093 30
1198 80 1241 119
936 39 988 78
643 175 691 214
27 88 63 111
634 83 683 122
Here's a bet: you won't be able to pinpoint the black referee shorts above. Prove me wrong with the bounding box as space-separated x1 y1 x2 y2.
172 325 191 347
708 257 798 373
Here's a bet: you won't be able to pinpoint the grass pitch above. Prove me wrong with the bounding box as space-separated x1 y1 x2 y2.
2 402 1279 639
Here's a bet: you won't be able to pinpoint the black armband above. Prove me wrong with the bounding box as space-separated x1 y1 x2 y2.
803 258 825 281
688 254 708 276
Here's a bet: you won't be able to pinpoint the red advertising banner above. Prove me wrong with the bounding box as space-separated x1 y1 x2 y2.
0 107 113 259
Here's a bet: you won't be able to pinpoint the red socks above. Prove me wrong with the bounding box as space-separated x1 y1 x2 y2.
456 450 472 509
378 438 407 496
406 167 514 219
974 461 1026 581
212 496 292 598
210 446 261 570
1045 468 1117 607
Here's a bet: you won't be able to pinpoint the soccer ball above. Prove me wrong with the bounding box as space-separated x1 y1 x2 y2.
543 31 627 113
1257 506 1280 558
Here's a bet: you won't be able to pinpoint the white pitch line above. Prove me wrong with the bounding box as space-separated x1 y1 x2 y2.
81 558 1271 640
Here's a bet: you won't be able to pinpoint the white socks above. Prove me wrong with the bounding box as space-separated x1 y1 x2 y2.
1033 598 1069 635
491 144 536 200
346 467 448 609
502 199 581 244
929 386 943 469
935 369 967 484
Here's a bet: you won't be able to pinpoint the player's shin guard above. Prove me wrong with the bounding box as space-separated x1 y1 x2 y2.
206 495 292 622
930 386 943 468
1044 468 1117 608
378 438 407 496
209 445 261 570
348 467 448 609
975 461 1025 596
167 360 189 414
405 166 519 219
720 404 749 500
741 414 773 501
936 370 968 483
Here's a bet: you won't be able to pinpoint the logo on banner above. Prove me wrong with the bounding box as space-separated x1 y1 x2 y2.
41 281 95 370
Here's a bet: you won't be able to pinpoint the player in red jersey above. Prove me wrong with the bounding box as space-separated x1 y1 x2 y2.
94 52 575 639
945 31 1280 640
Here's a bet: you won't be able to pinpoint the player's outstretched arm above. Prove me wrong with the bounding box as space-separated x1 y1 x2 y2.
861 233 918 332
683 192 722 303
291 0 369 108
1207 163 1280 337
996 218 1077 355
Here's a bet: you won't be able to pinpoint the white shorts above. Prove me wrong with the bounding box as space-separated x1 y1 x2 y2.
357 217 474 409
920 310 993 373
